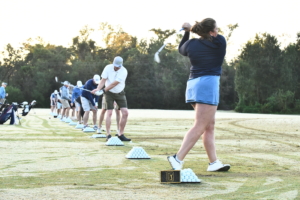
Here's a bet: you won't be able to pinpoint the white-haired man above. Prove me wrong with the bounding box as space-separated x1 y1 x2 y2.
0 82 8 105
92 56 130 141
81 75 100 130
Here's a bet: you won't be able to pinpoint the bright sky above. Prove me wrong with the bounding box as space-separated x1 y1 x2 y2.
0 0 299 61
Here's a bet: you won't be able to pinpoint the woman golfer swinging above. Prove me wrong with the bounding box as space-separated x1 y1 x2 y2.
168 18 230 172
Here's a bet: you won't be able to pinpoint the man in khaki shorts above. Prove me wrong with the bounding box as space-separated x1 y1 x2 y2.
92 56 130 141
60 81 71 121
97 95 120 134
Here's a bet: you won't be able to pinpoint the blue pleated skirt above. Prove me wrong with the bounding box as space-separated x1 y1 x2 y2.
185 75 220 106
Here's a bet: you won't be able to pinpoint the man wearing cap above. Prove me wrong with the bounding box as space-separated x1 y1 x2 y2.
60 81 71 121
92 56 130 141
50 90 58 115
0 82 8 105
81 75 100 130
72 81 83 124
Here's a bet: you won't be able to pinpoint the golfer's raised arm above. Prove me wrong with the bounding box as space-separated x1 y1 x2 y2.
179 22 192 56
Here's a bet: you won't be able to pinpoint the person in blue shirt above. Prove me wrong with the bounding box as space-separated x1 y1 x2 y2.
167 18 230 172
50 90 58 115
81 75 100 130
71 81 83 124
0 82 8 104
60 81 71 121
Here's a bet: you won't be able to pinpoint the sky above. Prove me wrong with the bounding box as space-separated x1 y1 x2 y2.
0 0 300 61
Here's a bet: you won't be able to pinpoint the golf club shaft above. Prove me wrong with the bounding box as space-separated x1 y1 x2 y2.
56 77 95 94
156 28 184 53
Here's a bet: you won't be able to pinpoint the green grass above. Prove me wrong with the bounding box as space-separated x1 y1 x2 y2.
0 109 300 199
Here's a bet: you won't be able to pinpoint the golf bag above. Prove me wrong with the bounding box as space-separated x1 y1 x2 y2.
0 104 18 125
21 100 37 116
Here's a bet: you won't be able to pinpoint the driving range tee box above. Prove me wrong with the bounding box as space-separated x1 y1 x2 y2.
90 134 106 138
180 168 201 183
125 147 151 159
160 169 201 183
75 124 84 129
83 127 95 132
65 118 72 123
105 137 124 146
69 121 77 126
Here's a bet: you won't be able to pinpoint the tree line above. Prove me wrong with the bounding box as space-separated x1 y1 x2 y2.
0 23 299 113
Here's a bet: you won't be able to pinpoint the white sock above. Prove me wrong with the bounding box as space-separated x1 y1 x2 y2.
210 159 219 165
175 155 183 163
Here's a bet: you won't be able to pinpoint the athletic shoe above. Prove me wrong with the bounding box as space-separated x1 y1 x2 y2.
167 155 184 170
97 128 102 134
106 134 111 141
207 160 230 172
82 125 89 130
57 115 62 119
93 125 98 131
118 134 131 141
60 117 66 122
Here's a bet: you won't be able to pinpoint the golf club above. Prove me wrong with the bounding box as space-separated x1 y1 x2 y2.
154 28 184 63
55 77 103 96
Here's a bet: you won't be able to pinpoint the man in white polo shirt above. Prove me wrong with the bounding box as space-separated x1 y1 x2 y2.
92 56 130 141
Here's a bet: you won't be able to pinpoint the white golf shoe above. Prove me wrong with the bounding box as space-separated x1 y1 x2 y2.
61 117 66 122
207 160 230 172
97 128 102 134
167 155 184 170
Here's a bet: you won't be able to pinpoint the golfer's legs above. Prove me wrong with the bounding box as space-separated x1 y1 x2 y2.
176 104 217 161
119 108 128 135
65 108 70 118
115 109 120 131
92 109 97 125
83 111 90 125
106 110 113 135
76 111 81 122
62 109 66 117
98 109 106 127
202 119 217 163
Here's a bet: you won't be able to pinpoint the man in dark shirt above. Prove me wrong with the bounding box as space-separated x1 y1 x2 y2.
81 75 100 130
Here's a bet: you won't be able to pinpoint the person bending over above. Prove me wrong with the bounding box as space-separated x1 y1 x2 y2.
50 90 58 115
81 75 100 130
72 81 83 124
60 81 71 121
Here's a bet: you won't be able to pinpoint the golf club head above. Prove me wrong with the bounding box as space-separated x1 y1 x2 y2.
30 100 37 106
154 52 160 63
